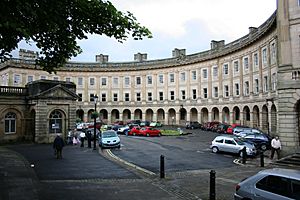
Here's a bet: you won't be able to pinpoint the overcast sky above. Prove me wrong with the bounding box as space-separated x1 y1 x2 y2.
14 0 276 62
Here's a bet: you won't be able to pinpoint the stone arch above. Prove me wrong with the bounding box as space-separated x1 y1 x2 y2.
243 106 251 126
87 109 94 122
253 105 260 128
111 109 120 123
48 109 66 136
222 107 230 123
168 108 176 125
262 105 268 133
122 109 131 123
201 107 209 123
134 109 142 120
179 107 187 124
76 109 84 122
212 107 219 121
0 108 24 140
157 108 165 123
145 109 154 121
233 106 240 124
99 109 108 123
190 108 198 121
270 104 277 135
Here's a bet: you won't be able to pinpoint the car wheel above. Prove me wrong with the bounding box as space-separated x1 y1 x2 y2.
133 132 136 136
212 146 219 153
146 133 150 137
260 144 267 151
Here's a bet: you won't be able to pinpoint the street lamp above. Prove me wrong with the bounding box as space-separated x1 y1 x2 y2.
93 94 98 150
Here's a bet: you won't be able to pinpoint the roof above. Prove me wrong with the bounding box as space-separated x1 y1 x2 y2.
259 168 300 180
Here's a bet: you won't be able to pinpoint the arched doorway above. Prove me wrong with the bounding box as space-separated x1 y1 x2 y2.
262 105 268 133
253 105 260 128
270 104 277 135
111 109 120 123
168 108 176 125
243 106 250 127
123 109 131 123
222 107 230 123
49 109 65 135
145 109 154 121
157 109 165 123
190 108 198 121
134 109 142 120
212 107 219 121
180 107 187 124
76 109 84 122
201 108 209 123
233 106 240 124
99 109 108 123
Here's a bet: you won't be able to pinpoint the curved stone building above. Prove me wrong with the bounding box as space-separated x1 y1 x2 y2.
0 0 299 154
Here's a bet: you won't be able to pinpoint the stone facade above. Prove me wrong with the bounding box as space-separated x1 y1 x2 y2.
0 0 299 153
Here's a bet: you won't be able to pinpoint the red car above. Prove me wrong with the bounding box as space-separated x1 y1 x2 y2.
128 126 161 137
226 123 241 134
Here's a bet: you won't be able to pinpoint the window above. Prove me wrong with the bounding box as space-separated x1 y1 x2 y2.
159 92 164 101
192 89 197 99
263 76 268 92
244 81 249 95
113 77 118 86
90 93 95 102
191 71 197 80
124 77 130 86
158 74 164 84
90 78 95 86
235 83 240 96
78 93 82 101
243 57 249 70
78 77 83 86
27 75 33 83
136 92 141 101
215 139 223 143
136 77 141 85
147 75 152 85
256 175 290 198
101 93 106 102
170 91 175 100
234 61 239 73
14 74 21 85
49 110 62 134
253 53 259 66
225 139 236 145
180 72 186 82
147 92 152 101
254 79 259 94
223 64 229 75
262 48 267 65
113 93 118 101
224 85 229 97
213 87 218 98
5 112 16 134
101 78 107 86
40 75 46 80
213 66 218 77
53 77 59 81
181 90 186 100
124 93 130 101
203 88 208 98
203 69 208 79
66 77 71 82
271 43 276 63
272 73 277 91
169 73 175 83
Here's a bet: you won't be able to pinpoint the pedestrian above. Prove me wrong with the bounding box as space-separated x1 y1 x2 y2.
73 136 78 145
53 133 65 159
80 131 86 147
270 135 281 160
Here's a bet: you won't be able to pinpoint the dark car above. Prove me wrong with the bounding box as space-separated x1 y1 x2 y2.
216 123 230 134
240 132 272 151
186 121 202 129
140 121 150 127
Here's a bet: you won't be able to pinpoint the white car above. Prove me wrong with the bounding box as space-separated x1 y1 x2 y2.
98 130 120 149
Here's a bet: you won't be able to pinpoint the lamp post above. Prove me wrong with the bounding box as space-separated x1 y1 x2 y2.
93 95 98 150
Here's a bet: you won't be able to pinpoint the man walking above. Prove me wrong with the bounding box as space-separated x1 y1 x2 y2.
270 136 281 160
53 134 65 159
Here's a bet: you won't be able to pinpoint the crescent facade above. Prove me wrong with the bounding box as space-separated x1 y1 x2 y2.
0 0 300 154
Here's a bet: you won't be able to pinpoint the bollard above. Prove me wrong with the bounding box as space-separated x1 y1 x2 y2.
209 170 216 200
260 151 264 167
242 147 247 164
160 155 165 179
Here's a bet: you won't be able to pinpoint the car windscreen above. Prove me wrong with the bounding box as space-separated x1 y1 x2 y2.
234 138 244 145
102 132 117 138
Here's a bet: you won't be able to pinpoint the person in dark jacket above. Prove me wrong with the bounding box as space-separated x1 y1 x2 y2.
53 134 65 159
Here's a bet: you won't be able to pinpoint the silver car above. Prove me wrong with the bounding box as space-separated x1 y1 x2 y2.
234 168 300 200
210 135 256 157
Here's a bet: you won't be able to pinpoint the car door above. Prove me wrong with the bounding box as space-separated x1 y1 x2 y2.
224 139 239 153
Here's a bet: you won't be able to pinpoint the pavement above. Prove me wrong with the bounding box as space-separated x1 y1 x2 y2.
0 143 290 200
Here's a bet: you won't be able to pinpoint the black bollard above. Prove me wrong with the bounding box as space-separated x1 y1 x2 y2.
160 155 165 179
209 170 216 200
242 147 247 164
260 151 264 167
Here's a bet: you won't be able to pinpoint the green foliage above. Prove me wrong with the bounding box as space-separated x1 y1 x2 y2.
0 0 152 73
160 129 182 136
91 111 99 119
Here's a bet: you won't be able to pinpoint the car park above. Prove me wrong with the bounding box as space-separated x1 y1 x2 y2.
185 121 202 129
98 130 120 149
234 168 300 200
239 132 272 151
210 135 257 157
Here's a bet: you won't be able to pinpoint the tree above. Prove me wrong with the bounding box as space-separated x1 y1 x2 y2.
0 0 152 73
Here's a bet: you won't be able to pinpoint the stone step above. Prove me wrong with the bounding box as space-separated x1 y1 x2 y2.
277 160 300 166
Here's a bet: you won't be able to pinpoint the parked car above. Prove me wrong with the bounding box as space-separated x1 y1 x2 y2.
185 121 202 129
117 125 130 134
149 121 163 127
87 121 102 130
203 121 220 131
226 123 243 134
98 130 120 149
210 135 257 157
100 124 113 131
140 121 150 127
216 123 230 134
127 120 141 125
240 132 272 151
139 127 161 137
232 126 252 136
128 127 141 136
235 128 266 137
234 168 300 200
